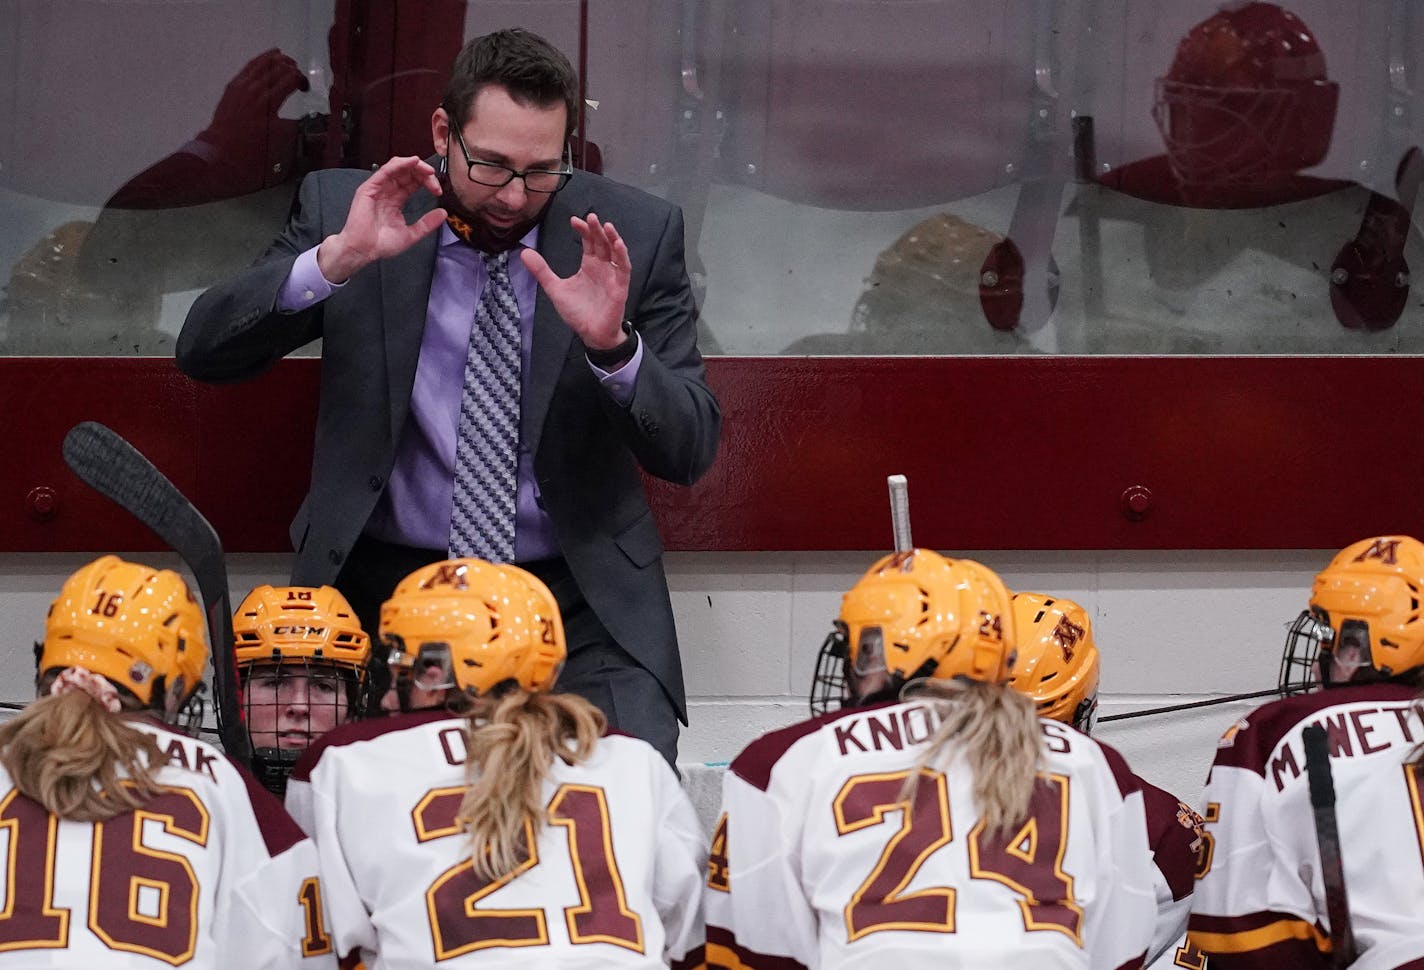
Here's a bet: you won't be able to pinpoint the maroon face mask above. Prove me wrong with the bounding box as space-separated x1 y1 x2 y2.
438 155 551 255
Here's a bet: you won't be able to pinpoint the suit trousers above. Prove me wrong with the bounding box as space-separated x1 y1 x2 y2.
335 532 680 768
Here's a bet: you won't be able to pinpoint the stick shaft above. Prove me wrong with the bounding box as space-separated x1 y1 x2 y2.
887 475 912 553
1302 724 1355 969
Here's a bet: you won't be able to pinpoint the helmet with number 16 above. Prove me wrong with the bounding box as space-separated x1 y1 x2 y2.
39 555 209 724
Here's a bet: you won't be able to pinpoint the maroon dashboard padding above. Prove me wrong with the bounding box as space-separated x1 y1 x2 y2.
2 356 1418 554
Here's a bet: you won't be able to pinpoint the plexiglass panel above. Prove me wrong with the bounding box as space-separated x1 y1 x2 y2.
2 0 1421 356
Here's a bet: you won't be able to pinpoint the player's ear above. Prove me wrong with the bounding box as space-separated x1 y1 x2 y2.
432 106 451 162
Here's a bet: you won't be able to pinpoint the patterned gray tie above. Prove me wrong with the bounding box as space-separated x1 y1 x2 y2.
449 250 520 562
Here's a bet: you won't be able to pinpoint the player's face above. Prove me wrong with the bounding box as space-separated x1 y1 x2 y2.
244 668 350 750
1317 620 1374 686
847 627 892 705
381 660 451 713
432 84 567 251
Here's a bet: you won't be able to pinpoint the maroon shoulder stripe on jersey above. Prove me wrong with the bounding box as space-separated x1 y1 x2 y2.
1138 776 1200 902
1092 737 1144 801
706 925 809 970
729 702 901 793
290 709 457 781
238 766 308 856
1210 683 1419 778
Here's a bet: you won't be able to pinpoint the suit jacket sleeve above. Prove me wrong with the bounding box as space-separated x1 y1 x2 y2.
175 171 342 383
606 203 721 486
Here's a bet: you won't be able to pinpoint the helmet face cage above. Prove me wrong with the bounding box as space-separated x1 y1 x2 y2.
240 658 364 756
1280 608 1329 695
1154 80 1293 185
172 682 207 736
1072 694 1099 735
250 748 301 799
809 624 851 716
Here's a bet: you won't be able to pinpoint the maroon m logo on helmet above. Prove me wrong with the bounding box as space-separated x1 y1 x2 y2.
1052 616 1085 661
1353 538 1400 566
420 562 470 591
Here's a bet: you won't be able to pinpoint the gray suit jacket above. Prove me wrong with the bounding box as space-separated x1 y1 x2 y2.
176 167 721 718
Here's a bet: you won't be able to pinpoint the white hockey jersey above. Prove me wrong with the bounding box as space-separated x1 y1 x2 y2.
289 711 707 969
0 717 334 969
1188 683 1424 970
704 699 1157 970
1137 777 1210 970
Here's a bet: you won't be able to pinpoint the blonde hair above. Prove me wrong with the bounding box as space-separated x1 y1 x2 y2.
0 687 167 822
456 688 606 881
900 679 1044 836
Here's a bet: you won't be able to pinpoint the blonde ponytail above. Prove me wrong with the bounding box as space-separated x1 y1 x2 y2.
0 689 167 822
900 679 1044 836
457 688 606 881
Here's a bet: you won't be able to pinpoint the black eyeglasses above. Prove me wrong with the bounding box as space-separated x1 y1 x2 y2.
449 125 572 194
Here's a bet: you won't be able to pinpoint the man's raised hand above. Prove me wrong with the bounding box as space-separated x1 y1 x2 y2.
317 156 447 283
520 213 631 350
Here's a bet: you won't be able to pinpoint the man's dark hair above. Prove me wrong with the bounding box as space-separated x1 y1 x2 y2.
444 28 578 139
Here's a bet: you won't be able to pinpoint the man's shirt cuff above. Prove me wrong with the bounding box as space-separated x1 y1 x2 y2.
590 334 643 405
276 246 345 312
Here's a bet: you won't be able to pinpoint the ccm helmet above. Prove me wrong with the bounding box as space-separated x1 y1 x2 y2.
1009 592 1100 732
40 555 208 724
1281 536 1424 693
381 558 566 706
811 550 1016 715
234 585 370 710
233 585 371 794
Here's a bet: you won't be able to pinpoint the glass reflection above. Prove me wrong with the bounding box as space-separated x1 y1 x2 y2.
1 0 1420 357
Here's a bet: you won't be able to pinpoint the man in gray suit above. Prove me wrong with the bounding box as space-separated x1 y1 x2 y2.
177 28 720 766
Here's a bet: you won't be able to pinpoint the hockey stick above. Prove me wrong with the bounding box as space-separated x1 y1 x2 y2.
61 422 251 768
887 474 913 554
1302 724 1356 969
1098 686 1281 723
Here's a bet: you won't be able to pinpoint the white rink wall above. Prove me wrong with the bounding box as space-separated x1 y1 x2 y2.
0 547 1326 816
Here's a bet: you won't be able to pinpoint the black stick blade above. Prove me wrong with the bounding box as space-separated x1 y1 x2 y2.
61 421 251 768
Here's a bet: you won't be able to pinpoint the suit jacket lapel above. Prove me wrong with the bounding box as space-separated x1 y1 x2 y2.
382 191 441 443
524 186 582 457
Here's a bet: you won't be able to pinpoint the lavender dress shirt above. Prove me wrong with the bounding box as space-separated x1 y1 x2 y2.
277 223 643 561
